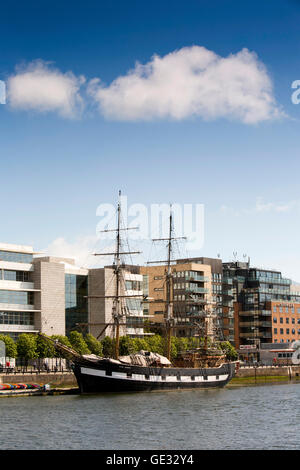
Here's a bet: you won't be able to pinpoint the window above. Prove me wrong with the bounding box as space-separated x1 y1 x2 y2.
286 318 289 324
0 251 33 264
273 317 277 323
286 329 290 334
280 318 283 324
274 328 277 334
280 328 284 334
125 280 141 291
0 290 34 305
3 270 30 282
0 311 34 325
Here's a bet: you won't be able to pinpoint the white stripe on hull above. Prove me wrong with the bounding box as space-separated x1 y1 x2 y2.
80 367 228 383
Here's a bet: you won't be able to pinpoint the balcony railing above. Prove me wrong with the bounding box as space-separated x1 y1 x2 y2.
239 309 271 317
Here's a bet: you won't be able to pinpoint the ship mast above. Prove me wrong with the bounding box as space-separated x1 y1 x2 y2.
92 190 141 360
113 191 122 360
165 208 174 361
150 205 186 361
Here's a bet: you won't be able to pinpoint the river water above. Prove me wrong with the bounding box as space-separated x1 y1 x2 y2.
1 382 300 450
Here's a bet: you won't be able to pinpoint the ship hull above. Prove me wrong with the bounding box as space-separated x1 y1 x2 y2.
72 360 235 393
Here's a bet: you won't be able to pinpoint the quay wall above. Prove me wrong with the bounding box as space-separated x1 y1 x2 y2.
236 365 300 379
0 372 77 387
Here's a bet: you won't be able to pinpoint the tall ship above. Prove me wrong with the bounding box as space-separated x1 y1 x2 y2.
42 192 236 392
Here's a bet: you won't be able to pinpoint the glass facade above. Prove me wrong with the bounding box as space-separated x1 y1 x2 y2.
0 311 34 325
65 274 88 335
125 280 142 291
0 290 34 305
0 270 30 282
0 250 33 264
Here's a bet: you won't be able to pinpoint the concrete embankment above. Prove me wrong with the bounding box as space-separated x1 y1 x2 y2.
0 371 77 392
232 365 300 385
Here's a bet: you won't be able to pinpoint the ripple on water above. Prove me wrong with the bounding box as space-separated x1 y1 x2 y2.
0 383 300 449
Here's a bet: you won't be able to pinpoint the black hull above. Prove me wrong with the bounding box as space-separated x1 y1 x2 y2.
73 360 236 393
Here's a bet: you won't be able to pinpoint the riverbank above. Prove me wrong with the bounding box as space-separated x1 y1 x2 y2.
0 371 77 387
0 371 78 397
1 365 300 396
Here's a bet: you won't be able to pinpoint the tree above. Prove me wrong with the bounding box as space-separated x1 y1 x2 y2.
219 341 238 360
51 335 74 358
69 331 90 355
101 336 114 357
0 334 17 358
144 335 165 355
131 337 148 352
16 334 37 365
36 335 55 359
85 334 103 356
119 336 137 356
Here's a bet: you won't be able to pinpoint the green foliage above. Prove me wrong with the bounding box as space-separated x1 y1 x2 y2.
35 335 56 358
16 334 38 361
219 341 238 360
144 335 165 355
85 334 103 356
51 335 72 347
69 331 90 355
50 335 73 358
101 336 115 357
130 337 148 352
119 336 137 356
0 334 17 358
0 331 232 363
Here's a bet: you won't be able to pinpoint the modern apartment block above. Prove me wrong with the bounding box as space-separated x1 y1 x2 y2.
0 243 89 340
140 260 217 337
223 261 300 353
3 241 300 350
268 300 300 344
176 257 227 339
35 256 88 336
88 265 148 339
0 243 40 341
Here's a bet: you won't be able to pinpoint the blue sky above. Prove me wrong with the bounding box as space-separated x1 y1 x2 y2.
1 0 300 280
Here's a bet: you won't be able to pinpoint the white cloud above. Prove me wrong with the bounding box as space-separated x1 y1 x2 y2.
44 235 115 268
220 198 300 217
88 46 284 124
7 60 85 118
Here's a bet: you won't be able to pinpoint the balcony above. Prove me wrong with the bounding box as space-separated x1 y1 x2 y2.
186 275 208 282
186 286 209 294
239 331 272 339
239 321 272 328
239 310 271 317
